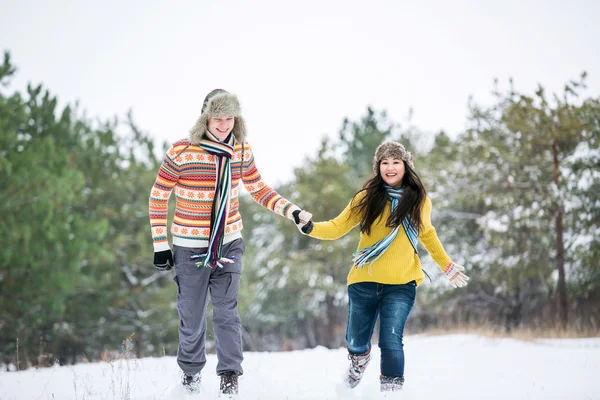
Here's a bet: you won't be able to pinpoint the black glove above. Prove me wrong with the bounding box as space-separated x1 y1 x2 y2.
301 220 313 234
153 250 174 271
292 209 314 234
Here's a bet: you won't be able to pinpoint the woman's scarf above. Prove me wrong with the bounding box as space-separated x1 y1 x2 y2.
352 186 419 272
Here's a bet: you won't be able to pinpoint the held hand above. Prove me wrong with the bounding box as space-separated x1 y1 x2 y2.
153 250 174 271
292 209 314 235
443 262 469 288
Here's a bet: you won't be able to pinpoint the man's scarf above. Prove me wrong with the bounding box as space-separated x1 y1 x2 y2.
352 186 419 271
190 131 235 270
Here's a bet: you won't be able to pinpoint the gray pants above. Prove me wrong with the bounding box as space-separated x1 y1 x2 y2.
173 238 245 376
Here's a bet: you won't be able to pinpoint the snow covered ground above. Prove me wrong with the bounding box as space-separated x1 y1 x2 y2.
1 334 599 400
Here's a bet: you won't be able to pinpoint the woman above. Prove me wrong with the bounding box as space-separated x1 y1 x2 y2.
293 141 469 392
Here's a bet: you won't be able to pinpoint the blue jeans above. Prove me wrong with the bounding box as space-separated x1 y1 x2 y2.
346 281 416 378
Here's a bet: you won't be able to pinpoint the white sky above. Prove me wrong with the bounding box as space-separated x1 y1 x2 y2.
1 335 599 399
2 0 599 184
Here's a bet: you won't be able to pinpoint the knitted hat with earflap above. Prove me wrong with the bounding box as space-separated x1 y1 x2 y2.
373 142 414 174
189 89 247 144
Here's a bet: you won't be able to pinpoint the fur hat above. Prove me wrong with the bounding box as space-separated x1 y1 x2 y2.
373 141 414 174
190 89 247 144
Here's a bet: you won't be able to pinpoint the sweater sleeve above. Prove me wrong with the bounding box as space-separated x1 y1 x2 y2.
418 196 453 269
308 192 364 240
148 143 183 251
241 142 299 218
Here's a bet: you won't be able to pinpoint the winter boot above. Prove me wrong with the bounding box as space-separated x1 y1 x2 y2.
346 349 371 388
219 371 239 396
380 375 405 392
182 372 201 393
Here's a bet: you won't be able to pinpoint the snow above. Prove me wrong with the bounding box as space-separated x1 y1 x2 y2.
1 334 599 400
480 211 509 233
566 141 599 164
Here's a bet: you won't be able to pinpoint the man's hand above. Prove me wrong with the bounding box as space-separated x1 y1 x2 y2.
153 250 174 271
292 209 314 235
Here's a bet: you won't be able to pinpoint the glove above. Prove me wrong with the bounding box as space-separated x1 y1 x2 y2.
153 250 174 271
292 209 314 235
443 262 469 288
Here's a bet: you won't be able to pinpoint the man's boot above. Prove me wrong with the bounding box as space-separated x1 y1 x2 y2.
220 371 239 396
181 372 201 393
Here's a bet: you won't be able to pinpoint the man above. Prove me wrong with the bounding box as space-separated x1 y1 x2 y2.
149 89 311 395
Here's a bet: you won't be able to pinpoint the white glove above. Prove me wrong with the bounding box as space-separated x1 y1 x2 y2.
443 262 469 288
291 209 313 234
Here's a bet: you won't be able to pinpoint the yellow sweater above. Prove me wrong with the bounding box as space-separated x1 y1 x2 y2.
309 191 452 286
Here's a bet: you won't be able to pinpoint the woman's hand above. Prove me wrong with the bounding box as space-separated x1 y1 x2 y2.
443 262 469 288
292 209 313 234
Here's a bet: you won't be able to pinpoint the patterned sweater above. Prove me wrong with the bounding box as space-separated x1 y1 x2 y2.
149 139 298 251
308 191 452 286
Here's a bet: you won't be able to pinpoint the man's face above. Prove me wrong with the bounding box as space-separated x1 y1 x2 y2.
208 116 235 141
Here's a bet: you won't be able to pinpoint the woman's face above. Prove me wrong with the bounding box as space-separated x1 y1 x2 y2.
379 157 405 187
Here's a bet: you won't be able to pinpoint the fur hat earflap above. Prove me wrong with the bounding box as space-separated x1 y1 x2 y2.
373 141 414 174
190 89 247 144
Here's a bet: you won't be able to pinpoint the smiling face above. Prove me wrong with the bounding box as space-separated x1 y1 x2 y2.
379 157 405 187
208 116 235 141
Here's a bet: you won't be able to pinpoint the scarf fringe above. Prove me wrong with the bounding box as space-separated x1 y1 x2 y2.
190 253 234 270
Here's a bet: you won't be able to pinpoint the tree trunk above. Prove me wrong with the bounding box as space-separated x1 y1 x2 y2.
325 294 337 349
304 317 317 348
552 140 568 329
241 324 258 351
135 329 142 359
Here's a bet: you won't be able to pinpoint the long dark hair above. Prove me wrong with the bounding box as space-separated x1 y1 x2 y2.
351 160 427 235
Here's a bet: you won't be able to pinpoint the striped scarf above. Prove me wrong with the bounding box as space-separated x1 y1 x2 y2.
190 131 235 269
352 186 419 272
